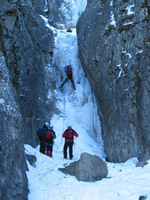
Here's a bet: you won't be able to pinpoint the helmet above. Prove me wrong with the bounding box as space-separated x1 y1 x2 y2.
45 122 49 127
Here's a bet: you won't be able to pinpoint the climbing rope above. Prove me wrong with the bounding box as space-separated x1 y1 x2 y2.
63 89 66 131
60 89 66 148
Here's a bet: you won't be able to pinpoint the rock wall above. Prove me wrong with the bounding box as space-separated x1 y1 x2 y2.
0 52 28 199
77 0 150 162
0 0 55 146
45 0 87 29
0 0 56 199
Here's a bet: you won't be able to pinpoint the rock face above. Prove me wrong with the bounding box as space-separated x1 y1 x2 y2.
26 154 37 167
77 0 150 162
0 0 56 199
46 0 66 28
0 52 28 199
0 0 55 146
59 153 108 182
45 0 87 29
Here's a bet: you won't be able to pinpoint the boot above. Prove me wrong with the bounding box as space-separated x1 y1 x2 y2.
46 151 49 156
50 153 52 158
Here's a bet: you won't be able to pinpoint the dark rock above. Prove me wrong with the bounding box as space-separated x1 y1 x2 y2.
46 0 65 28
26 154 37 167
59 153 108 182
0 0 56 199
67 28 72 33
77 0 150 162
46 0 77 29
139 195 147 200
0 0 55 148
0 52 28 200
136 161 148 168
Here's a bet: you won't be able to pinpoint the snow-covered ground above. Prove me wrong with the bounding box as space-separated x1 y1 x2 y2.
25 142 150 200
25 1 150 200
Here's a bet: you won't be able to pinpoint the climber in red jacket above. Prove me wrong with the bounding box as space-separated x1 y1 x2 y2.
60 65 76 90
62 125 78 159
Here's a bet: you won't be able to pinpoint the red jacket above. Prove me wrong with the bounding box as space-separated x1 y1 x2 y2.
62 127 78 143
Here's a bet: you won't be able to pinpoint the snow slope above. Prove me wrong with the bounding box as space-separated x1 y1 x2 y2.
25 1 150 200
25 143 150 200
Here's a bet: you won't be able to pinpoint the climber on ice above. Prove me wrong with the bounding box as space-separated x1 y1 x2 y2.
60 64 76 90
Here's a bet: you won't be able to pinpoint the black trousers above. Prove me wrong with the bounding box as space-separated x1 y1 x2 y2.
45 143 53 153
40 141 45 154
61 77 75 88
63 142 73 159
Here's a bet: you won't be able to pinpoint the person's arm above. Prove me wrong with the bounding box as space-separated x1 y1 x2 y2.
62 130 67 138
65 66 67 73
73 130 78 137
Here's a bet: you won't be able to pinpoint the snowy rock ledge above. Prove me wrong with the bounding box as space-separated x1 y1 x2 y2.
59 153 108 182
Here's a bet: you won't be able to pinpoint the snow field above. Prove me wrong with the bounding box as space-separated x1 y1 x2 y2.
25 144 150 200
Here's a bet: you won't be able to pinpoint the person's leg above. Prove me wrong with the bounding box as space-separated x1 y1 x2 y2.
69 143 73 159
63 142 68 159
61 78 68 88
46 143 50 156
40 142 45 154
49 145 53 158
70 77 76 89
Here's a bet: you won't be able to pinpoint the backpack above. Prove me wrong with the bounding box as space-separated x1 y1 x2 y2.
66 129 73 140
45 130 53 139
66 65 72 77
37 127 45 138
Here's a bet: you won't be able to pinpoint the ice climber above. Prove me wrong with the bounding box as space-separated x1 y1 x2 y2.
45 125 56 158
62 125 78 159
37 123 48 154
60 64 76 90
